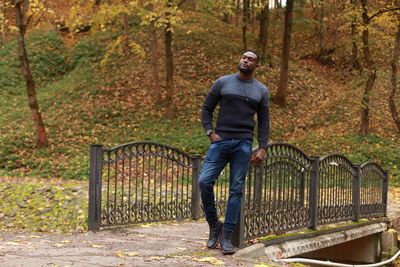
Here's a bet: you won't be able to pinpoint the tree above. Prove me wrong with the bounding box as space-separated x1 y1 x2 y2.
275 0 294 107
350 0 361 69
164 0 175 119
359 0 376 135
1 0 10 44
13 0 48 147
310 0 325 56
242 0 250 51
389 2 400 132
258 0 271 63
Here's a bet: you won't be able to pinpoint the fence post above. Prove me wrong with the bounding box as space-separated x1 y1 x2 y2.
191 154 202 220
88 144 103 231
309 156 319 230
383 170 389 217
353 164 361 221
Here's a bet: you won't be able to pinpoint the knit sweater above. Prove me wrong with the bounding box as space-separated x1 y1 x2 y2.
201 73 270 149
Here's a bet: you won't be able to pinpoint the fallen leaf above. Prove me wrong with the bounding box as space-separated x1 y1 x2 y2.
197 257 218 262
177 247 187 251
115 251 125 258
7 242 21 246
126 252 139 256
91 245 103 248
150 256 165 260
61 240 72 244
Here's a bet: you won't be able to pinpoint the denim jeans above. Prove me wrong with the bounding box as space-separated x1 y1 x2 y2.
199 139 252 232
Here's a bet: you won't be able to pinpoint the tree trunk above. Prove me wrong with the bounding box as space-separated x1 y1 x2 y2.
275 0 294 107
235 0 240 26
14 0 48 148
350 0 361 69
258 1 270 63
318 0 325 56
359 0 376 136
242 0 250 51
1 0 6 44
389 18 400 132
311 0 325 56
150 21 161 102
164 1 174 119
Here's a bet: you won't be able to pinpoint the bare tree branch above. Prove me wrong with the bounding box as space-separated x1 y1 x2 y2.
368 7 400 22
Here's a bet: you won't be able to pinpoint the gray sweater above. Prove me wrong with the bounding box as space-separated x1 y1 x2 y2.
201 73 270 149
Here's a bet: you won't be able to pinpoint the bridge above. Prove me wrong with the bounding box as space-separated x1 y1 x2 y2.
88 142 394 264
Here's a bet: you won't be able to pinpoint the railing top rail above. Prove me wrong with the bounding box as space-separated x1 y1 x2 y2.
266 142 312 159
102 141 198 159
320 153 357 167
360 162 388 180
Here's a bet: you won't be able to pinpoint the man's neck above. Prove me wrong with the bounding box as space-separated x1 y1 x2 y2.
237 72 253 81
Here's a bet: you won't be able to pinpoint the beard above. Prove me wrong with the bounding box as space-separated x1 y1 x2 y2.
238 64 253 74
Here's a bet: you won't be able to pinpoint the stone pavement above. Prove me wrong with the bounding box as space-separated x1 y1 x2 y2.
1 188 399 267
0 220 273 267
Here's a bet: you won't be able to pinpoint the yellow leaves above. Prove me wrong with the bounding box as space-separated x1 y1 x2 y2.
126 251 139 256
7 241 22 246
115 250 125 258
61 240 72 244
100 37 144 68
150 256 166 260
196 257 225 265
91 244 104 248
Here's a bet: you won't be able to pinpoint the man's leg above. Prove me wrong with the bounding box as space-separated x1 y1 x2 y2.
199 141 230 248
221 140 252 254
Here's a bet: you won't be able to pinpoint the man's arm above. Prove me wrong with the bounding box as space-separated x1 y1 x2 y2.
251 94 269 164
201 79 221 140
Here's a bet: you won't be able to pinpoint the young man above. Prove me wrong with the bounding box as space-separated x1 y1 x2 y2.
199 51 270 255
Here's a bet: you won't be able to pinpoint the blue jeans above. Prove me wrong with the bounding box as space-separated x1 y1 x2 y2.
199 139 252 232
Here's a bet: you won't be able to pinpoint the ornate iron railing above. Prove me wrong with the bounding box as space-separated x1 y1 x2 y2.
88 142 388 248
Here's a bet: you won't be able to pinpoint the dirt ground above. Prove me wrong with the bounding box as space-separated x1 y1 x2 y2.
0 220 275 267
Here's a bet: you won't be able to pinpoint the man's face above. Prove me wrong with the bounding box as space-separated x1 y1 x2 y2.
238 52 258 74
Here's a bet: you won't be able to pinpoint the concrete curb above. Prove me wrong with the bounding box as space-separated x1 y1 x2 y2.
236 222 388 260
236 243 265 258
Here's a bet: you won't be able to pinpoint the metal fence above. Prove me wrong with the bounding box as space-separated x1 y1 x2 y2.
88 142 388 247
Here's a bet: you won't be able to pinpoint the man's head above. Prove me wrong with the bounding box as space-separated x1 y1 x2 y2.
238 51 260 74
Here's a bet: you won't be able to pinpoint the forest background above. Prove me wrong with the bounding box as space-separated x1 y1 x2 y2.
0 0 399 231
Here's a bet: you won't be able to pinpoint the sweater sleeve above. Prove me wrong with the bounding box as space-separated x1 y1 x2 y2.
201 79 222 132
257 91 270 149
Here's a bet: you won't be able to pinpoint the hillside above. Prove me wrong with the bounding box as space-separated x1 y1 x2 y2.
0 11 399 183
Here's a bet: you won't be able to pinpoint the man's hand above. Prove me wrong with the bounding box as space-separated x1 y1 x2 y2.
250 148 266 165
208 133 221 143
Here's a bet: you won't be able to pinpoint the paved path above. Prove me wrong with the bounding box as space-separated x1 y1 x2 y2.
0 220 269 267
1 188 399 267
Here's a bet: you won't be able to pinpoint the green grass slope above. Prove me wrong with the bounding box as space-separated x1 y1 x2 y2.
0 11 399 183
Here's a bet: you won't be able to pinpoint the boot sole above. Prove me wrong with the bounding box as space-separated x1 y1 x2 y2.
221 248 238 255
207 230 222 249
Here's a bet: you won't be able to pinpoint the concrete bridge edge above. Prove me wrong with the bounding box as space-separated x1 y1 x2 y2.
236 222 388 260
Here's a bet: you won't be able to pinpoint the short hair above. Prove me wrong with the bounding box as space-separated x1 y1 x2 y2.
245 50 261 63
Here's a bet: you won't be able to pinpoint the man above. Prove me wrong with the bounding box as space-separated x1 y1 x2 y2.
199 51 269 255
